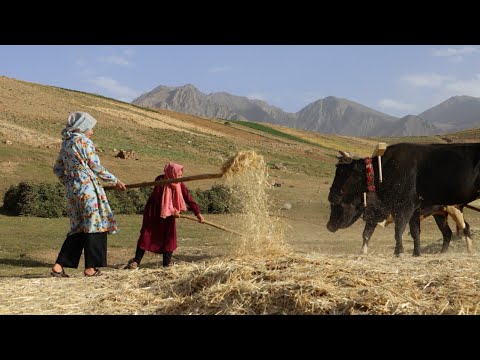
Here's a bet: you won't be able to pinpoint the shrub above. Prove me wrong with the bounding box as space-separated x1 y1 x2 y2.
2 181 67 218
206 184 235 214
191 184 238 214
1 181 238 217
190 188 209 213
108 188 151 215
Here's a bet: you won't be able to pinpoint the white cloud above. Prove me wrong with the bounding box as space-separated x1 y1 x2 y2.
87 76 139 101
445 74 480 97
433 46 478 57
432 46 478 62
402 73 455 87
75 59 88 67
378 99 416 112
98 55 131 66
448 56 464 63
247 93 267 101
123 48 135 57
208 65 232 73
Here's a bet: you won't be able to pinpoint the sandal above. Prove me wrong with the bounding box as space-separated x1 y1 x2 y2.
51 268 69 278
84 268 104 277
124 258 139 270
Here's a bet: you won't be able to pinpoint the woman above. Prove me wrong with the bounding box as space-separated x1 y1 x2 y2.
51 111 127 277
125 162 204 268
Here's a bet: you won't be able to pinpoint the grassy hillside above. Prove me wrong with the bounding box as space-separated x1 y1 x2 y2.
0 75 379 202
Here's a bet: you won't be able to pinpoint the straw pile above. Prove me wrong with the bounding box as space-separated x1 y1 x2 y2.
1 252 480 314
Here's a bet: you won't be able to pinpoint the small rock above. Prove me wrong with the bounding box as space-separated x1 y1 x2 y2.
272 163 287 171
116 149 138 160
281 203 292 210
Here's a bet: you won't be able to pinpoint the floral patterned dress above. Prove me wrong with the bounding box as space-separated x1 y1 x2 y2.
54 132 119 235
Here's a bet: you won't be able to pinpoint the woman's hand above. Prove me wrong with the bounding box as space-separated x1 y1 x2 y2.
197 214 204 223
115 180 127 191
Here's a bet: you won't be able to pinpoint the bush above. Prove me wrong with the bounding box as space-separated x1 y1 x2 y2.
191 184 238 214
2 181 67 218
1 181 237 217
108 188 151 215
190 188 209 213
206 184 235 214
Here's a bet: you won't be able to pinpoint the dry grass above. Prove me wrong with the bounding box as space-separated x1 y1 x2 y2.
1 253 480 315
0 120 60 147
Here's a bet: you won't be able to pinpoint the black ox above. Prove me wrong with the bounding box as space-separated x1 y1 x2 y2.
326 143 480 256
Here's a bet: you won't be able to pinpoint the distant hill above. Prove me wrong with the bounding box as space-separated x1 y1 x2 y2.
295 96 397 136
133 85 444 137
419 95 480 132
382 115 440 137
133 84 297 125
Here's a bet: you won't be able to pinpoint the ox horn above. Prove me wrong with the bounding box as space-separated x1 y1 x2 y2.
338 150 353 164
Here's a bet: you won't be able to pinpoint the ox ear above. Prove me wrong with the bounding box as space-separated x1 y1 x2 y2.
338 150 353 164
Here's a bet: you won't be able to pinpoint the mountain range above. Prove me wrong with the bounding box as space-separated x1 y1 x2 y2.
133 85 480 137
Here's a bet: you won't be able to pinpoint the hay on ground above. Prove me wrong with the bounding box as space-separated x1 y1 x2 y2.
1 253 480 315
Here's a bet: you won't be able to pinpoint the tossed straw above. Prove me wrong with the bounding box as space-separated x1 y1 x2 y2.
104 150 263 190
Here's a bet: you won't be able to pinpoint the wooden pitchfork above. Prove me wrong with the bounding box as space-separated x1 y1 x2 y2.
103 172 223 190
104 150 263 190
179 214 241 236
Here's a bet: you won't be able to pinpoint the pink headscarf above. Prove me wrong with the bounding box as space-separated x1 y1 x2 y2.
160 162 187 218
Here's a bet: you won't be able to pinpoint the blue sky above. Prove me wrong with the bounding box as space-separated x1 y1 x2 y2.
1 45 479 118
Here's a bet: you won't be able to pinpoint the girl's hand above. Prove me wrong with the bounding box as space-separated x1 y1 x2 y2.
197 214 204 223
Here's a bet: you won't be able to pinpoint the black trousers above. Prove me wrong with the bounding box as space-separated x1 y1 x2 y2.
134 246 173 267
55 232 107 269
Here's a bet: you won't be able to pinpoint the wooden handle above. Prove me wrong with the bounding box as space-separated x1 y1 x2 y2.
179 214 241 236
104 173 224 190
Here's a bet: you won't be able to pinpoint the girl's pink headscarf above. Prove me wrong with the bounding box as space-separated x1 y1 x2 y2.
160 162 187 218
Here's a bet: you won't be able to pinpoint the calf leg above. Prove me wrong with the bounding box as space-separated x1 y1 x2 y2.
464 220 473 254
464 220 472 238
433 213 452 253
409 209 421 256
361 222 377 254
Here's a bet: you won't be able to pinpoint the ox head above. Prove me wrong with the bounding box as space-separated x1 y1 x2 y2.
326 151 366 232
